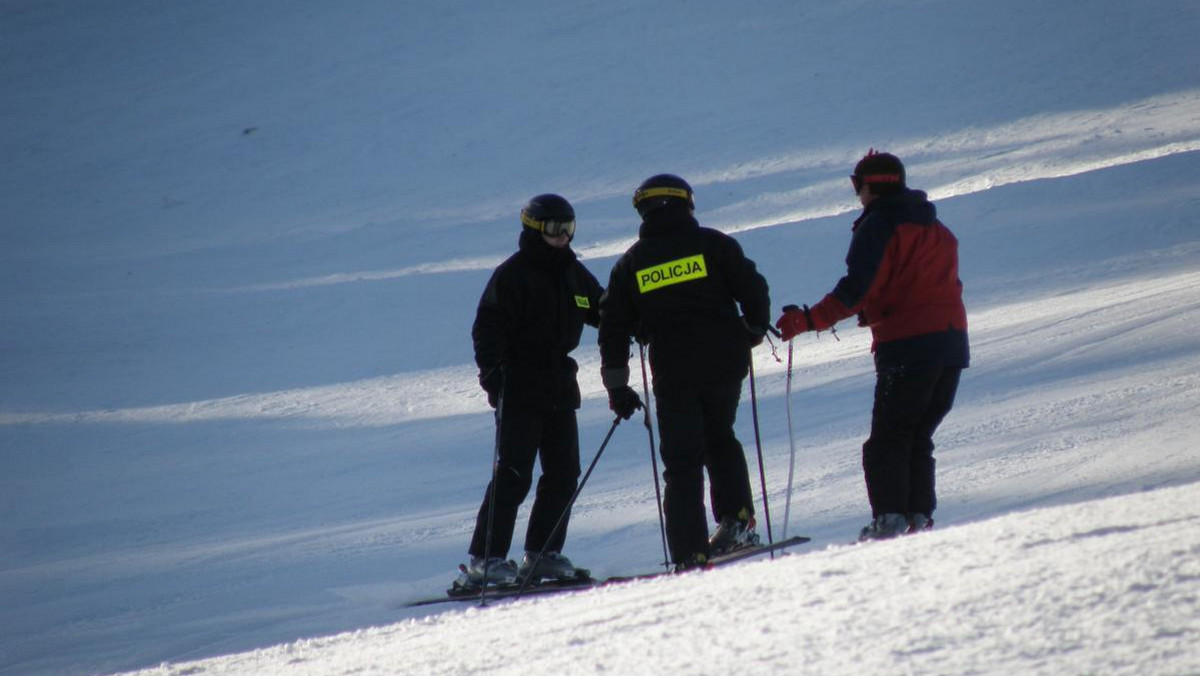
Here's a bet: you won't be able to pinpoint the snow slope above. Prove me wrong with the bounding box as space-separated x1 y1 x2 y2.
2 1 1199 674
125 482 1200 676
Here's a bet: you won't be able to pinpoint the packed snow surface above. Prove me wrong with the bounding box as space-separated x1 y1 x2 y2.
128 483 1200 676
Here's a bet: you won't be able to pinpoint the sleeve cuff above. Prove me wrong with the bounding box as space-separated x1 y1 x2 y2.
601 366 630 390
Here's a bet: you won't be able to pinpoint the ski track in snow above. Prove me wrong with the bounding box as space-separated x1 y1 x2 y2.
5 265 1196 432
224 88 1200 292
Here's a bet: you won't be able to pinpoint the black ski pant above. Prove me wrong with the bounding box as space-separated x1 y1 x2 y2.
862 365 962 519
468 406 581 560
654 379 754 564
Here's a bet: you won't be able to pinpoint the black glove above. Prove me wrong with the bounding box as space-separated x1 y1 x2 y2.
480 367 504 409
743 318 768 348
607 386 643 420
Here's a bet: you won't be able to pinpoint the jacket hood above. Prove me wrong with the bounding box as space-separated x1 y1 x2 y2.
854 189 936 231
638 205 699 238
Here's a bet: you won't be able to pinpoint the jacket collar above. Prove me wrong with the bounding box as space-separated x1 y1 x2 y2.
852 189 935 231
639 207 699 238
518 228 576 269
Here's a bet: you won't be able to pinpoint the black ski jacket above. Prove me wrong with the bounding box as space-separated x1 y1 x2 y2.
473 229 603 410
598 208 770 389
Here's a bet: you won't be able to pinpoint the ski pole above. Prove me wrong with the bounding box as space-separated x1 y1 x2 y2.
748 353 776 554
479 379 505 607
515 416 622 599
639 342 671 570
782 338 798 540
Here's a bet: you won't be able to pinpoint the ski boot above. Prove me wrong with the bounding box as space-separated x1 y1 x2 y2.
858 513 909 542
906 513 934 534
672 552 711 574
452 556 519 592
517 551 590 582
709 508 760 556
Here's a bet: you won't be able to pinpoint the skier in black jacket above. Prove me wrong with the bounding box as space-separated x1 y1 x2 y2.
462 194 603 587
598 174 771 571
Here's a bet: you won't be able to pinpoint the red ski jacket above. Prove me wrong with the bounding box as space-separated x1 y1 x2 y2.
809 189 969 368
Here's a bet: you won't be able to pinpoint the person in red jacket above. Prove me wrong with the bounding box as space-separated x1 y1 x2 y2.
776 151 969 541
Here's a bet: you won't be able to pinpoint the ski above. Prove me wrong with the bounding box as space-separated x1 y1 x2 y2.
711 534 811 565
404 535 811 608
602 534 812 584
407 573 596 608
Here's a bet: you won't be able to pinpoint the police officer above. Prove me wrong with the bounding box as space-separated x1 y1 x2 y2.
463 194 603 586
598 174 771 570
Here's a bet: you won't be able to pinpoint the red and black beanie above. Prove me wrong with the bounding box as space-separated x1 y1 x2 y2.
852 150 906 194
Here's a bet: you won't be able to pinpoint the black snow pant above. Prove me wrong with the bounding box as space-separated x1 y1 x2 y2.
468 406 581 560
862 365 962 519
654 379 755 564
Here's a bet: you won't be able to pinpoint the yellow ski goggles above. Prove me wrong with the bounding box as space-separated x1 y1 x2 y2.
521 213 576 238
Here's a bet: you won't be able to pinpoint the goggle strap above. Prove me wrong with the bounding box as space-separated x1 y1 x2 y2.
521 212 543 231
633 186 692 206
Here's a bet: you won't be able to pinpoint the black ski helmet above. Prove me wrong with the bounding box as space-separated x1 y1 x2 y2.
632 174 694 217
520 194 576 239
